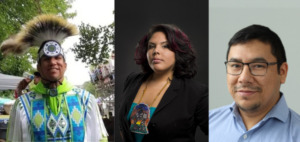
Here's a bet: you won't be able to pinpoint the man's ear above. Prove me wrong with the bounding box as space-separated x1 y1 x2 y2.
37 63 41 73
279 62 288 84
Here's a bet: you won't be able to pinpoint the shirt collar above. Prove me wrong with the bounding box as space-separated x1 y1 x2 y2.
33 79 73 95
229 92 289 123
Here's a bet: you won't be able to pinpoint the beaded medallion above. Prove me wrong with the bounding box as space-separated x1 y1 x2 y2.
130 103 150 134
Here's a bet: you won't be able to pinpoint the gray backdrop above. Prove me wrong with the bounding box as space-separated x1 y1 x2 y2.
115 0 208 141
209 0 300 115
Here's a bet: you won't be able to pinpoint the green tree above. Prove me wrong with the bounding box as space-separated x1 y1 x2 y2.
72 22 115 66
72 12 115 100
0 90 14 100
83 80 114 98
0 0 76 76
0 54 33 76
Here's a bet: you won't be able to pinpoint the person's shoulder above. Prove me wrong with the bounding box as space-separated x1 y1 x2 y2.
70 87 94 97
123 72 146 89
69 87 97 104
126 72 145 82
13 91 42 112
19 91 42 101
209 105 233 134
180 78 208 94
289 108 300 125
209 105 232 119
287 109 300 140
181 77 203 84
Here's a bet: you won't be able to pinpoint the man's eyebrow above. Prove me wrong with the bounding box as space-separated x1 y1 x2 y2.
250 57 268 63
228 58 241 62
228 57 267 63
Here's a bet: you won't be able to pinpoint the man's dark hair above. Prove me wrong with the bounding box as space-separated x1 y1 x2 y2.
227 24 286 73
34 72 41 77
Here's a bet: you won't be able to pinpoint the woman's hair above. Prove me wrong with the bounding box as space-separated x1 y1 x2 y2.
135 24 197 79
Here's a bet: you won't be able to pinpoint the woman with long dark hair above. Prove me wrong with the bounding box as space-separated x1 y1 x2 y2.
119 24 208 142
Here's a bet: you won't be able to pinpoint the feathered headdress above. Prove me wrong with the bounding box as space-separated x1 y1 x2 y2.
0 14 78 60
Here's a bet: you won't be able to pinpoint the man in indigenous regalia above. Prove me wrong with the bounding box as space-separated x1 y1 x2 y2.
0 14 108 141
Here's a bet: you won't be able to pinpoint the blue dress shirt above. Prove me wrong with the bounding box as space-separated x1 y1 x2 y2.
209 95 300 142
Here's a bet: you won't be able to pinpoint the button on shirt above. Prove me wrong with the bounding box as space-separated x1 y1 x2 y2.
209 95 300 142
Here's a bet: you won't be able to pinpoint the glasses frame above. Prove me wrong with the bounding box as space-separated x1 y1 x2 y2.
224 61 279 76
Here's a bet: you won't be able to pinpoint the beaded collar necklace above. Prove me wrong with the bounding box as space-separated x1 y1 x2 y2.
130 76 171 134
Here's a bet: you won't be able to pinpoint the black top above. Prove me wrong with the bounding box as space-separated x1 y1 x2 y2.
119 72 208 142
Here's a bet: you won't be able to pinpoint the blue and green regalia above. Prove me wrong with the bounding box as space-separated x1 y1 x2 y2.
1 14 108 141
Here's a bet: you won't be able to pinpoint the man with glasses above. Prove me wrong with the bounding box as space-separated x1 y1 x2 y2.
209 25 300 141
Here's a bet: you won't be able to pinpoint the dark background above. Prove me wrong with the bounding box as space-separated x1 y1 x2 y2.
115 0 208 141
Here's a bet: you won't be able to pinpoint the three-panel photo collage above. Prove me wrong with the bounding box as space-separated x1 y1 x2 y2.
0 0 300 141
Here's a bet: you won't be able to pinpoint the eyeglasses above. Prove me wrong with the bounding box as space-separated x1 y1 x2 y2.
225 61 279 76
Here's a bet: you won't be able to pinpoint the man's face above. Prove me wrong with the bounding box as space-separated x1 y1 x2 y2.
227 40 288 113
37 55 67 82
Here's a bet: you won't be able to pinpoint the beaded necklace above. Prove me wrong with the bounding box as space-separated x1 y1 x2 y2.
130 77 171 134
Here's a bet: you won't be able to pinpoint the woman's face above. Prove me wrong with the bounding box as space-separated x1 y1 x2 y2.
146 32 176 74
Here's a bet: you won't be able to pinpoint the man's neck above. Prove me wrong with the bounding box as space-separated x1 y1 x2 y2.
239 109 267 130
41 78 64 89
239 95 281 130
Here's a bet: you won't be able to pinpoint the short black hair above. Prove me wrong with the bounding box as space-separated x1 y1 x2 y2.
34 72 41 77
227 24 286 73
135 24 197 79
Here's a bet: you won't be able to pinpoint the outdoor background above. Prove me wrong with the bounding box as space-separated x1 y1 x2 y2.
0 0 115 141
209 0 300 115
